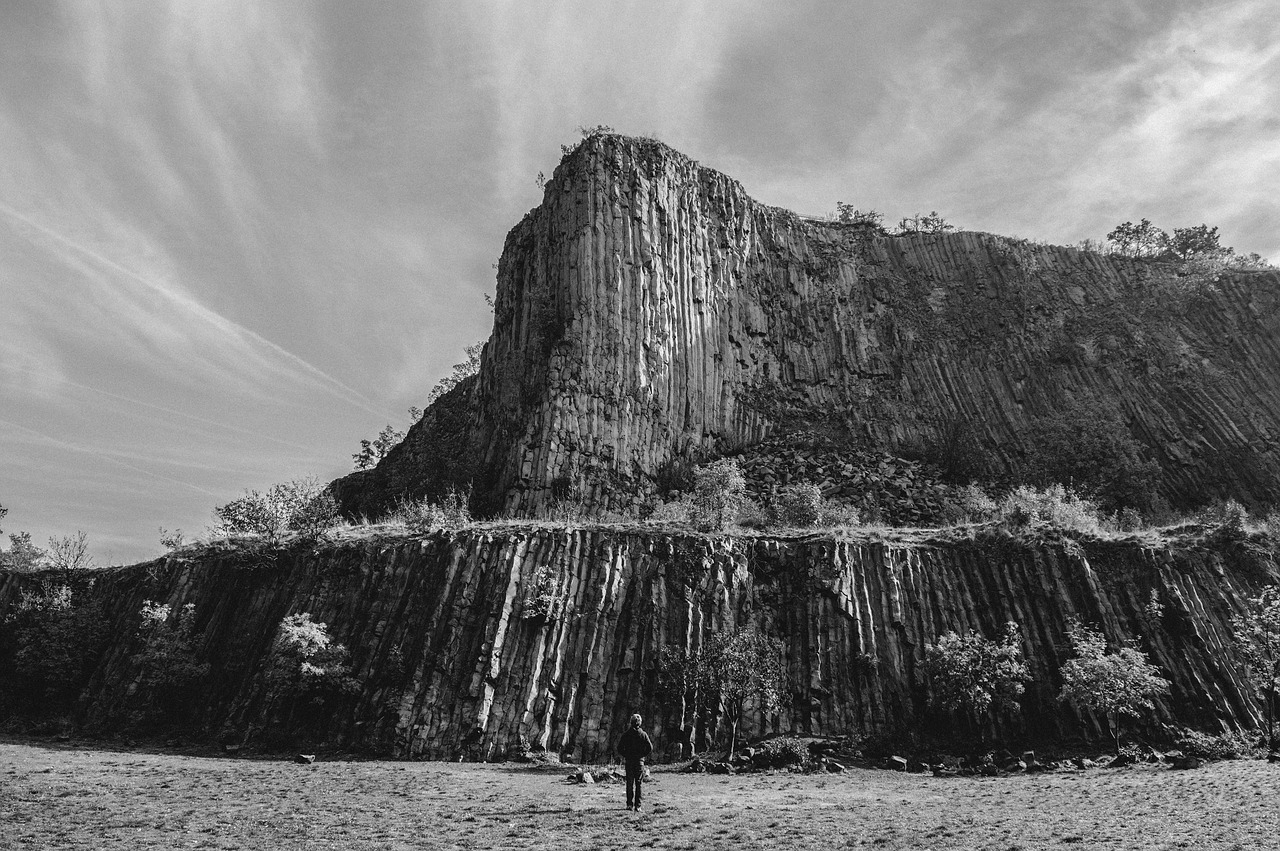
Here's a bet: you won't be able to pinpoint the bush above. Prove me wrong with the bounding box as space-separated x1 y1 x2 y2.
390 488 472 531
771 484 824 528
754 736 810 768
925 622 1030 737
691 459 748 532
213 478 340 542
1173 728 1259 761
998 484 1102 534
266 614 358 708
952 484 998 523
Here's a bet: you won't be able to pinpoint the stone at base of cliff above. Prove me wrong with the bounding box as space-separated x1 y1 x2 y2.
1169 755 1201 770
1268 752 1280 763
295 754 316 765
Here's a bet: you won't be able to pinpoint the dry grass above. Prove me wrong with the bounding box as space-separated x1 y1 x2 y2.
1 739 1276 850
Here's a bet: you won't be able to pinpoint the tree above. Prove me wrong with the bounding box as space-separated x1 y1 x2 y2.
925 622 1031 740
1 531 46 572
1107 219 1168 258
666 627 788 757
1058 620 1169 754
1168 224 1231 262
834 204 885 232
425 342 484 407
353 423 404 470
691 459 747 532
47 531 94 577
264 613 359 737
1232 587 1280 750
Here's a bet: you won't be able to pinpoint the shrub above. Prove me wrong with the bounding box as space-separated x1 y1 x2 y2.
132 601 209 721
266 614 359 715
213 478 340 542
391 488 472 531
998 484 1102 534
691 459 748 532
520 567 560 623
1172 728 1258 761
817 500 864 527
754 736 810 768
925 622 1030 738
1200 499 1249 542
1058 620 1170 754
895 211 954 235
647 498 693 527
158 528 186 552
771 484 824 528
954 484 998 523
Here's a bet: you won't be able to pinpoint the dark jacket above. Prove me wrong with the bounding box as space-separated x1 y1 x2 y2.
618 727 653 763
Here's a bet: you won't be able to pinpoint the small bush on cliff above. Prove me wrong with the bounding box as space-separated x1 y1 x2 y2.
691 459 748 532
1058 620 1170 754
132 601 209 722
389 488 472 531
925 622 1030 741
213 478 340 543
1231 586 1280 749
770 483 824 528
998 484 1102 534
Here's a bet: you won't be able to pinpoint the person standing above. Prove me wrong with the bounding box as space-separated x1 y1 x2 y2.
617 713 653 811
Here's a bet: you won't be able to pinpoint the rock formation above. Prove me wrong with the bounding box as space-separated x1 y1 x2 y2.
1 528 1272 759
334 133 1280 520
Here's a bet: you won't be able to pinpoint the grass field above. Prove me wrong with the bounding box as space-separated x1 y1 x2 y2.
1 738 1276 850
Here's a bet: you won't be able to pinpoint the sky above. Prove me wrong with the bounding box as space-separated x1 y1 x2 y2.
1 1 1277 565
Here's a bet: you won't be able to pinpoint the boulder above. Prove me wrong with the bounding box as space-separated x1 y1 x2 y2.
294 754 316 765
1108 753 1133 768
908 762 930 774
1169 755 1201 770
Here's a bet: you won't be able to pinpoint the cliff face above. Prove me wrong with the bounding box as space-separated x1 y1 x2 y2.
1 529 1271 759
334 134 1280 519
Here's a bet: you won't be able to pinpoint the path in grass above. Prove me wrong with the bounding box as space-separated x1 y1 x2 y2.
1 740 1275 850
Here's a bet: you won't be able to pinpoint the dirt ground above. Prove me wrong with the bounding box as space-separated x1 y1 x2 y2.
1 739 1277 850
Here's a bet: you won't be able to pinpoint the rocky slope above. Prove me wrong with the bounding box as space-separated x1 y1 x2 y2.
333 133 1280 520
1 528 1272 759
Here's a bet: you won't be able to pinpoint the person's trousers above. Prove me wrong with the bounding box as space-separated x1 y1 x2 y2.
625 761 643 808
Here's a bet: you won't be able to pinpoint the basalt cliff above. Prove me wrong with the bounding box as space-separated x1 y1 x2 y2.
0 528 1274 760
334 133 1280 520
